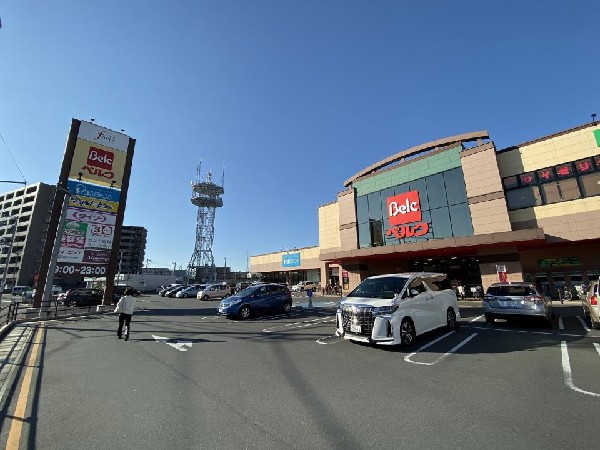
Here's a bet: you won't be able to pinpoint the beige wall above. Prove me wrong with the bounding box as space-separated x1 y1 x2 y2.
479 260 524 292
338 189 358 251
250 246 320 273
497 124 600 176
318 202 341 251
461 142 512 234
501 125 600 241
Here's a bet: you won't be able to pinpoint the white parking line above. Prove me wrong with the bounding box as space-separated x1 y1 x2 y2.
470 315 483 323
561 341 600 397
404 332 478 366
594 343 600 357
577 316 591 332
263 317 335 333
470 325 584 338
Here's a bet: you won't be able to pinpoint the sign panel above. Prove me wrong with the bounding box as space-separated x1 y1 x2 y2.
385 190 430 242
282 252 301 268
67 179 121 203
68 194 119 214
68 140 127 188
77 120 129 152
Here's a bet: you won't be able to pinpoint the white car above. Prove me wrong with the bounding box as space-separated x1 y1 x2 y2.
335 272 459 346
197 283 232 300
291 281 317 292
175 285 207 298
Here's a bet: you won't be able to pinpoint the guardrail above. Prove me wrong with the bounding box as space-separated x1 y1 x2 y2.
0 296 106 332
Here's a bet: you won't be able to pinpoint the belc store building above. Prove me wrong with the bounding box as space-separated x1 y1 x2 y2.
250 121 600 296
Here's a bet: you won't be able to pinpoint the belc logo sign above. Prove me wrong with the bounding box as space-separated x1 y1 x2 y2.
87 147 114 170
387 191 422 225
385 190 430 241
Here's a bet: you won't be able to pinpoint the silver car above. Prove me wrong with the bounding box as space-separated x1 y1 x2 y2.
483 282 553 326
582 281 600 329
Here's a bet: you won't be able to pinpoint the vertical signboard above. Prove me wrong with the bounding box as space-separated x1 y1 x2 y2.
33 119 135 308
55 121 130 278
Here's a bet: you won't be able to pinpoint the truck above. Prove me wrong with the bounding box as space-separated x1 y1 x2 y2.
112 274 177 293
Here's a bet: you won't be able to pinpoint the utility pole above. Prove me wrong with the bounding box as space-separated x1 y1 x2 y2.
224 256 227 281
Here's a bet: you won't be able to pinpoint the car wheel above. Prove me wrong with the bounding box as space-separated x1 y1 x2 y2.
239 305 251 320
182 293 188 298
202 295 209 301
485 313 495 324
400 318 415 347
446 308 457 330
283 302 292 314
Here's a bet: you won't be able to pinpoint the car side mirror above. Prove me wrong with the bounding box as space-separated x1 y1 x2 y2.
410 288 420 297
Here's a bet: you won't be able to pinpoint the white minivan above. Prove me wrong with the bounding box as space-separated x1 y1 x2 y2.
336 272 459 346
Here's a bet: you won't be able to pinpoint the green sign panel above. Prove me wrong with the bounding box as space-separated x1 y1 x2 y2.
594 129 600 147
538 257 580 268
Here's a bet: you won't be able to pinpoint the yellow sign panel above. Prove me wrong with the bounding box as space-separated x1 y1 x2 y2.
69 139 127 188
68 194 119 214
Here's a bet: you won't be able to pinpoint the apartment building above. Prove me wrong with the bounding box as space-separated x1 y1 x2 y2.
117 226 147 274
0 182 55 290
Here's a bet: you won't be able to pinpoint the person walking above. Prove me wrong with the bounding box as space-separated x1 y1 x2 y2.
114 287 137 340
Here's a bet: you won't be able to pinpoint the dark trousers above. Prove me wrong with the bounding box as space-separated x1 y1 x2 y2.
118 313 132 337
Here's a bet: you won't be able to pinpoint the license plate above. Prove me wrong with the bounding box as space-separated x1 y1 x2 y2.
350 323 361 333
500 301 518 307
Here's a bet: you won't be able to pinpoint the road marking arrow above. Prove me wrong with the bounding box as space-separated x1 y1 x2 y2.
152 335 192 352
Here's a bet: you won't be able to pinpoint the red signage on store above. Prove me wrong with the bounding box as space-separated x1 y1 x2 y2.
387 191 422 225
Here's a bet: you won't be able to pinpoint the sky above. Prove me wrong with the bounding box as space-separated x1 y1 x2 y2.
1 0 599 272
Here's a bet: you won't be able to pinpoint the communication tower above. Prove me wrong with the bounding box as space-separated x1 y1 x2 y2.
187 163 224 282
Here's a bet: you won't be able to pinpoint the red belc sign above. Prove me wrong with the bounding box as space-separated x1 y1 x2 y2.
385 191 430 240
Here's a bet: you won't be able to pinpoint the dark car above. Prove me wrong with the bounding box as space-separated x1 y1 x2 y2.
167 286 186 298
58 288 104 307
217 283 292 319
112 285 141 302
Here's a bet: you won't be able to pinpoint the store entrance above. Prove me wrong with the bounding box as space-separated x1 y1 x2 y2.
407 256 482 288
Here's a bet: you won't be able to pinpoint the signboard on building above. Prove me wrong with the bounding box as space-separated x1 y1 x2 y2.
496 264 507 283
385 190 430 240
282 252 301 268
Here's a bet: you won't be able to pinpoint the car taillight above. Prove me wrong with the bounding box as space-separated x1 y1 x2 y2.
525 296 544 304
591 295 598 306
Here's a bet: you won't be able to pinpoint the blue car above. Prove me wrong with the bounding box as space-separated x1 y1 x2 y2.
217 283 292 319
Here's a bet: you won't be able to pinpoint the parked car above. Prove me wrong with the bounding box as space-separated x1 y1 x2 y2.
217 283 292 319
176 285 207 298
112 285 141 302
582 281 600 329
197 283 231 301
58 288 104 307
483 282 553 326
235 281 252 293
159 285 182 297
167 286 187 298
335 272 459 346
291 281 317 292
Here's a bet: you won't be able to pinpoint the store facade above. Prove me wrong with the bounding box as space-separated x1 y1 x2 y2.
251 122 600 296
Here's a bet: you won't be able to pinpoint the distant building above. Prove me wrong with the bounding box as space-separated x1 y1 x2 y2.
0 182 55 290
142 267 172 276
117 226 147 274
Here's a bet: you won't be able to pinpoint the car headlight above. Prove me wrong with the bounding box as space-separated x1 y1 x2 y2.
228 298 242 305
373 304 399 316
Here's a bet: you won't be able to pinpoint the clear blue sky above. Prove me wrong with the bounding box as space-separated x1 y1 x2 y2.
1 0 598 272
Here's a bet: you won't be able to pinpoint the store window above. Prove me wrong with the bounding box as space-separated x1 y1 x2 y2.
356 195 369 224
444 168 468 206
430 207 452 239
358 221 371 248
369 220 384 246
580 172 600 197
367 191 382 219
449 203 474 237
506 186 542 210
427 173 447 209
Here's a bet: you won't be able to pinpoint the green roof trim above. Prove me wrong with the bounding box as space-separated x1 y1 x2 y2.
353 146 462 196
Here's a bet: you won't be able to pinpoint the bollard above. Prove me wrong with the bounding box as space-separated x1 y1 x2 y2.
306 288 313 309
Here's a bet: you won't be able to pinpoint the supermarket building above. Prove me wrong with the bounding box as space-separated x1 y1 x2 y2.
250 121 600 296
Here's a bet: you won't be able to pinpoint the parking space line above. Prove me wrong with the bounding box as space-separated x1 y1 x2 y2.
470 315 483 323
470 325 584 338
561 341 600 398
594 343 600 357
577 316 591 332
404 332 478 366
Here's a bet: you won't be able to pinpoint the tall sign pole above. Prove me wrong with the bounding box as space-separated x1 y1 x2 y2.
33 119 135 311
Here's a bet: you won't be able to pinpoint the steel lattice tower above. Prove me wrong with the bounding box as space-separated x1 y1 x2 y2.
187 163 224 282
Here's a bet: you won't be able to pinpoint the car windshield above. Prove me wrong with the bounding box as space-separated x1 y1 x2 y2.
347 276 409 299
487 285 536 296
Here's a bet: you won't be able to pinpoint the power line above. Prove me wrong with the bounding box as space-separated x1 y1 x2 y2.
0 130 27 184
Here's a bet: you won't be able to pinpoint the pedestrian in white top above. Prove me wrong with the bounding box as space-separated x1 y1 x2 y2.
114 287 137 340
